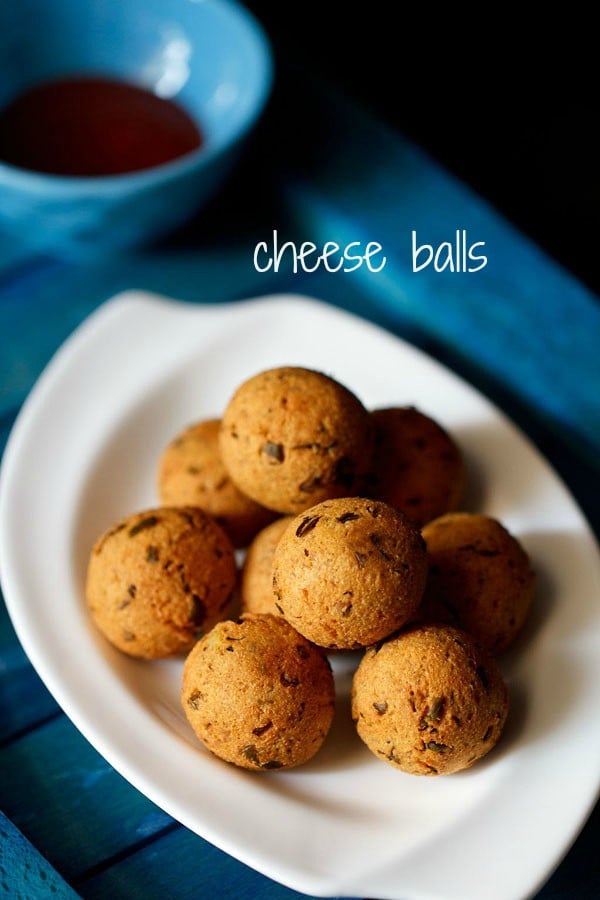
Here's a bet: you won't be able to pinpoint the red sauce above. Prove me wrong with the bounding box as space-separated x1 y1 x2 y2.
0 76 203 176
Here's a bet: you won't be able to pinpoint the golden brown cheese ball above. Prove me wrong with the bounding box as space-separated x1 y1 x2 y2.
219 367 373 514
352 624 508 775
272 497 428 650
181 614 335 770
419 513 535 655
86 507 237 659
368 407 465 527
241 516 294 616
157 418 277 548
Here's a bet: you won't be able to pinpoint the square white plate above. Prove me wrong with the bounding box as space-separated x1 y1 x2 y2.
1 291 600 900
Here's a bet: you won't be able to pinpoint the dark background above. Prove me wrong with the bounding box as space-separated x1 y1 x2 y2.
245 4 599 297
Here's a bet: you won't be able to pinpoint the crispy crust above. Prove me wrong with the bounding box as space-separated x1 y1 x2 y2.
86 506 237 658
352 624 509 775
219 367 373 514
181 614 335 770
241 516 293 616
158 418 276 548
419 513 535 654
272 497 428 649
367 407 465 527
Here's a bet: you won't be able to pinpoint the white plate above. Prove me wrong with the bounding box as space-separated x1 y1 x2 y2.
1 291 600 900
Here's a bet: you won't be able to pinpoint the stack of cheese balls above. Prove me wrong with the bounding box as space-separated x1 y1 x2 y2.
86 365 535 776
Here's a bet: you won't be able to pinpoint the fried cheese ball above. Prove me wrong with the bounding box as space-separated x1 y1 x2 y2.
181 614 335 770
241 516 294 616
352 624 509 775
86 507 237 658
157 418 277 548
272 497 428 650
219 367 373 514
419 513 535 654
368 407 465 527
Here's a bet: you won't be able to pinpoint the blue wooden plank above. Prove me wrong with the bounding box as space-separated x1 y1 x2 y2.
0 586 61 744
0 716 173 881
77 822 358 900
0 708 359 900
0 811 80 899
0 634 60 742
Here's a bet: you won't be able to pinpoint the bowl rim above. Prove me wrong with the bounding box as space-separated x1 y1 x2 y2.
0 0 274 193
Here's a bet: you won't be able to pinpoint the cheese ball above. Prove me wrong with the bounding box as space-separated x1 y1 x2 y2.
419 513 535 654
352 624 509 775
86 507 237 658
368 407 465 527
219 367 373 514
272 497 428 650
241 516 294 616
157 418 277 548
181 614 335 770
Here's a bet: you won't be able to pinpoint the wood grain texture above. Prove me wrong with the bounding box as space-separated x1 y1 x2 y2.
0 716 173 880
77 825 347 900
0 811 79 899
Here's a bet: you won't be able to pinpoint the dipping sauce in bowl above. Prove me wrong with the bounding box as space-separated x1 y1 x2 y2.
0 0 273 257
0 76 203 176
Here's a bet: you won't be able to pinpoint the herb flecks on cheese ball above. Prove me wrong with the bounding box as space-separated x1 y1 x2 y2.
419 513 535 654
352 624 509 775
368 407 465 527
86 507 237 658
241 516 294 616
182 614 335 770
273 497 428 650
158 418 277 548
219 367 373 514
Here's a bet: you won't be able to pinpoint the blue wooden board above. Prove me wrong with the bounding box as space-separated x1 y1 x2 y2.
0 811 79 900
1 68 599 900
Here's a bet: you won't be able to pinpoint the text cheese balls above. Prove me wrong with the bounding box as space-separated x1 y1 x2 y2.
86 507 237 658
157 417 276 548
419 513 535 654
182 614 335 770
272 497 428 649
352 624 509 775
219 367 373 514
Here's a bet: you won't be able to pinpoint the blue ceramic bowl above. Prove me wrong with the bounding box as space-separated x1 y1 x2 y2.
0 0 272 259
